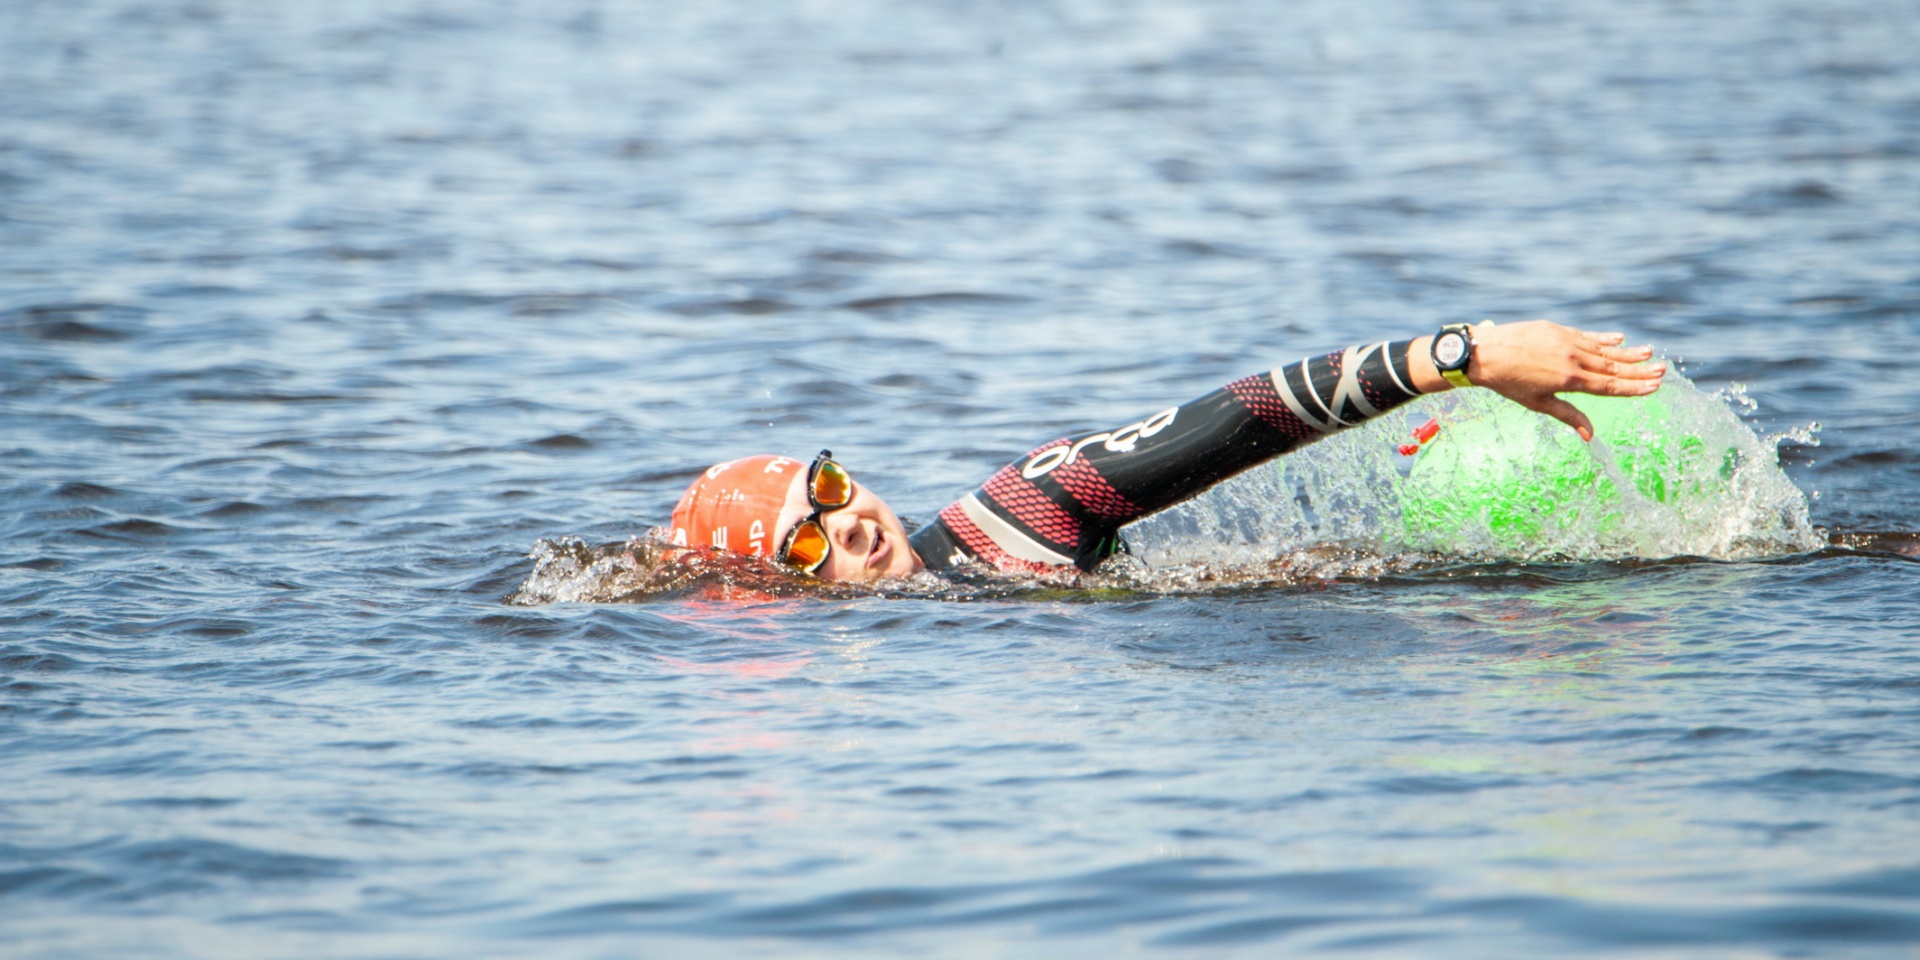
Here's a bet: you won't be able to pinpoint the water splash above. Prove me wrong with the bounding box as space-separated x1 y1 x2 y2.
507 534 1151 604
503 537 847 605
506 535 1073 604
1128 373 1821 567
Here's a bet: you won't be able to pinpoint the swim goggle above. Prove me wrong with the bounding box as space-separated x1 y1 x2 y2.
776 450 855 575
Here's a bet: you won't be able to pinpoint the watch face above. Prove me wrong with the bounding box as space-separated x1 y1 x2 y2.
1434 332 1469 368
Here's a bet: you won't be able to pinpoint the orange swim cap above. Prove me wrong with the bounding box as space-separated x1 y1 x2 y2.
669 455 804 558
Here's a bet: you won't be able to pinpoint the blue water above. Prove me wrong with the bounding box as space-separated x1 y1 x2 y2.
4 0 1920 956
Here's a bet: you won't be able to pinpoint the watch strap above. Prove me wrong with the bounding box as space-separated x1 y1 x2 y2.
1438 323 1475 388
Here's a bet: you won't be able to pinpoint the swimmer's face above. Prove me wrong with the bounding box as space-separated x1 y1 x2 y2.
771 464 923 582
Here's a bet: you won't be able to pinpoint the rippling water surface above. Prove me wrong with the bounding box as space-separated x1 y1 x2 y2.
5 0 1920 956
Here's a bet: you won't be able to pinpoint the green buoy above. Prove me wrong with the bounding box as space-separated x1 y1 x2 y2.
1396 393 1740 554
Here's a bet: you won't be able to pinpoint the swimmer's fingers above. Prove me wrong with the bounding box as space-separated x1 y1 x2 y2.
1573 349 1666 381
1560 324 1662 366
1578 338 1657 365
1521 394 1598 443
1533 372 1663 442
1546 323 1665 386
1570 370 1665 397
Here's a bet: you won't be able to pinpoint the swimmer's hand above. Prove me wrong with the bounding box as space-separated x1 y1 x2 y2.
1411 320 1666 442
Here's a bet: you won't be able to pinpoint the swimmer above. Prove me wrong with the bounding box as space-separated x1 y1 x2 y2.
668 320 1665 581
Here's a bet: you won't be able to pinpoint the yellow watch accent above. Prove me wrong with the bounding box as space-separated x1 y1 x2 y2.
1439 323 1474 388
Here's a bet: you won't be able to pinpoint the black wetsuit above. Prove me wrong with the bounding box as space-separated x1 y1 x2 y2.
907 340 1423 573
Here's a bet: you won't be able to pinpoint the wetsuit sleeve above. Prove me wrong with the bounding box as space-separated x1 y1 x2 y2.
908 339 1424 573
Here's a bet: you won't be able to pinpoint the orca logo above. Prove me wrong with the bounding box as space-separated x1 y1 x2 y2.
1021 407 1177 479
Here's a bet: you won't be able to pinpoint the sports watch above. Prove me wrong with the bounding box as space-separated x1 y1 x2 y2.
1430 323 1477 388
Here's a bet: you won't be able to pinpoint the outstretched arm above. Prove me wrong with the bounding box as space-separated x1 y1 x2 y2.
908 321 1664 573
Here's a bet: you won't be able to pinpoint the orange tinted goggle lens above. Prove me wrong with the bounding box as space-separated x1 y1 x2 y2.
811 459 852 509
783 519 831 573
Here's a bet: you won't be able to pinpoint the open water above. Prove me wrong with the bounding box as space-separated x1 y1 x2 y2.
5 0 1920 956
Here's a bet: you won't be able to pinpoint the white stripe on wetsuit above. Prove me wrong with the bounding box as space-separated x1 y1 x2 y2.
1375 340 1416 397
1331 343 1382 422
957 494 1075 566
1270 358 1341 434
